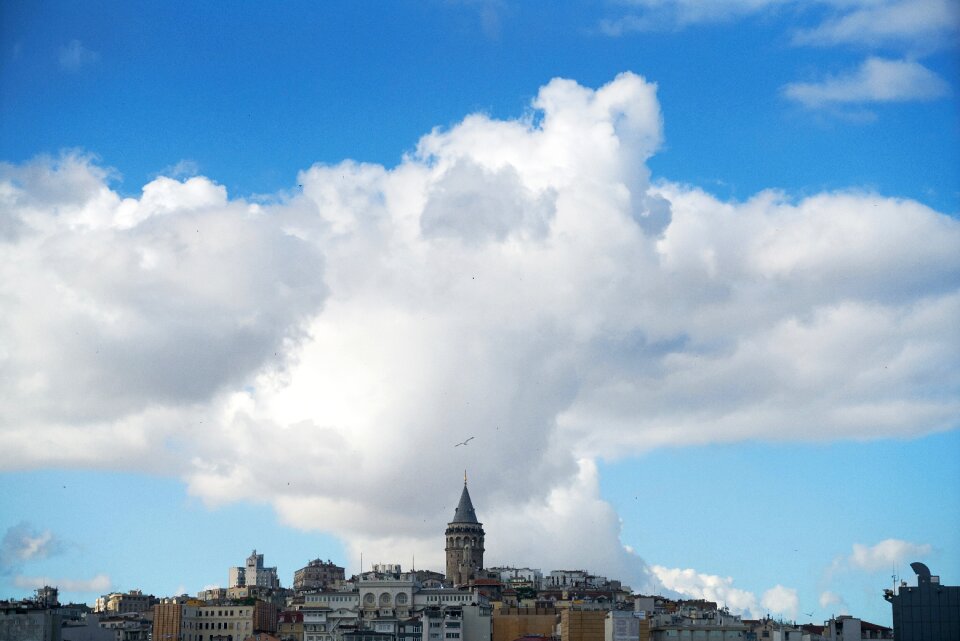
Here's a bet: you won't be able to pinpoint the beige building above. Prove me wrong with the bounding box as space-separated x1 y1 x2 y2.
278 610 304 641
294 560 346 593
199 589 228 603
94 591 154 615
181 601 279 641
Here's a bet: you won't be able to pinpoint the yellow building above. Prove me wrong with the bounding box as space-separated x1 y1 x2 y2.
559 610 606 641
154 601 184 641
491 606 558 641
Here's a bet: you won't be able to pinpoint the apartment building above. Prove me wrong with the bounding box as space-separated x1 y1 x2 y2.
181 601 279 641
94 591 154 615
294 560 346 592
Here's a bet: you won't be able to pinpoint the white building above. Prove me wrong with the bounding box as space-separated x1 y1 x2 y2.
229 549 280 589
296 564 490 641
487 567 543 590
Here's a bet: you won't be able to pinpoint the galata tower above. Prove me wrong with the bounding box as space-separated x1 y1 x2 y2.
444 475 485 586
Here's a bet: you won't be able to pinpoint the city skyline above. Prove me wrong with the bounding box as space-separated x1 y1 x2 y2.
1 0 959 629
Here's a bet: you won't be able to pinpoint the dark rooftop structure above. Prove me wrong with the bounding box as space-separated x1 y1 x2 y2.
883 561 960 641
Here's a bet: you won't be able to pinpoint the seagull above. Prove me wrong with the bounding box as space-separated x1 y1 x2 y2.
454 436 475 447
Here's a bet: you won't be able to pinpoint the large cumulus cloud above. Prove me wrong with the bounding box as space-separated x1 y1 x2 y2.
0 73 957 594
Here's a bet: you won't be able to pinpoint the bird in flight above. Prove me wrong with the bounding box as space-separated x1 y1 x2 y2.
455 436 475 447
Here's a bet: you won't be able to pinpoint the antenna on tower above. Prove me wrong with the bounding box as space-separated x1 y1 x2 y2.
464 469 468 486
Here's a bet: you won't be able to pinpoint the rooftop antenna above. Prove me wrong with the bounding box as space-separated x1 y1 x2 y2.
464 469 468 486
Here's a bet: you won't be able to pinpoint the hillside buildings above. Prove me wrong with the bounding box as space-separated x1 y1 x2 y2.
1 477 916 641
294 563 491 641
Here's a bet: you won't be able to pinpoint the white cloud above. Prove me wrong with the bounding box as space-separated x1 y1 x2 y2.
14 573 111 593
848 539 932 571
599 0 791 34
783 57 950 108
793 0 960 50
58 40 99 70
651 566 760 615
761 584 799 620
0 523 61 572
602 0 959 122
819 590 848 613
0 73 958 580
156 159 201 180
602 0 959 50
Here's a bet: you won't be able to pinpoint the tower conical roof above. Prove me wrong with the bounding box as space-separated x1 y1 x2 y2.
451 483 479 524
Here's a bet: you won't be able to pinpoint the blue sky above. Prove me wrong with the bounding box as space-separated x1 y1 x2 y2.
1 0 958 629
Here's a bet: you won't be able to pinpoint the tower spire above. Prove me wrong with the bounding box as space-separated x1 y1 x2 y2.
445 473 485 587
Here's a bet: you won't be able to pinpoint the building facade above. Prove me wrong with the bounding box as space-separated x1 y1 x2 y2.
294 564 491 641
884 562 959 641
94 591 154 615
278 610 304 641
154 600 185 641
0 603 62 641
295 560 346 593
180 600 279 641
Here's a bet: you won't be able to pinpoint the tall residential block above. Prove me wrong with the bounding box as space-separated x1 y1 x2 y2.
229 549 280 589
154 601 184 641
